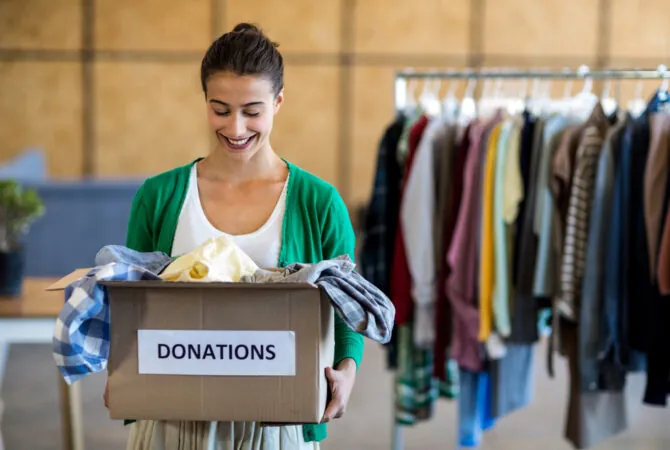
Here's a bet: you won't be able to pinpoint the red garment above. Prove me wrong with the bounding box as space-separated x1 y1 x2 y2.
433 125 471 380
391 115 429 325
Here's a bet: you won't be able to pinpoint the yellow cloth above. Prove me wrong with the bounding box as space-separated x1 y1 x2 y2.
478 123 502 342
160 236 259 282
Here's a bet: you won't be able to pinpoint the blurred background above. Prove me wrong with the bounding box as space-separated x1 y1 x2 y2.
0 1 669 449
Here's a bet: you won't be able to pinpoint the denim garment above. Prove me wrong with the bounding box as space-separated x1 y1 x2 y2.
95 245 173 274
458 368 496 447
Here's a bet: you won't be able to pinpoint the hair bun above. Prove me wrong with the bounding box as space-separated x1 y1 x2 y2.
233 22 262 34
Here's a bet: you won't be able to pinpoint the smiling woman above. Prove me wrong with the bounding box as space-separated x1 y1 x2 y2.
117 22 364 450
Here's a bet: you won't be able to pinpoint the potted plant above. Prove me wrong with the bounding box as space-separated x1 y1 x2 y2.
0 179 45 296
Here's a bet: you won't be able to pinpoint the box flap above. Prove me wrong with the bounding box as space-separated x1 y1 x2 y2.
45 268 92 291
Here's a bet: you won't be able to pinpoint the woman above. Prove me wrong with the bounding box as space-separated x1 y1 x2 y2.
114 23 364 449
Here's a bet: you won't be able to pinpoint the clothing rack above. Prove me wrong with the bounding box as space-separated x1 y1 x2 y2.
393 65 670 113
389 65 670 450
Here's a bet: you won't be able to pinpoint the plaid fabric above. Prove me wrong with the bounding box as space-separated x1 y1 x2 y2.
359 115 405 296
241 256 396 345
52 263 163 385
394 324 439 425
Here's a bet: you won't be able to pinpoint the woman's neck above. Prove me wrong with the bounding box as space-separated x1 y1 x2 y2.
201 145 285 183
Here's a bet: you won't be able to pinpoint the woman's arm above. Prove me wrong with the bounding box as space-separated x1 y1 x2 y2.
125 184 154 252
320 188 364 422
321 188 365 369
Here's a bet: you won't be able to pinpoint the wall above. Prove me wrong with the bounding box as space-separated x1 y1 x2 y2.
1 0 670 208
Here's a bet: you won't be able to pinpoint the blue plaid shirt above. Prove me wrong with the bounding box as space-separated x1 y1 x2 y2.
52 263 162 384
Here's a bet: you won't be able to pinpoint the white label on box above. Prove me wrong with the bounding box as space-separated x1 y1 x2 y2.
137 330 296 376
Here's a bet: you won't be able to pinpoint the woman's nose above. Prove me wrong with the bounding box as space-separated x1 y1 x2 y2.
226 115 246 137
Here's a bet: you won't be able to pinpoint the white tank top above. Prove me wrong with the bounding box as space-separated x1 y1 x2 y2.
171 163 288 268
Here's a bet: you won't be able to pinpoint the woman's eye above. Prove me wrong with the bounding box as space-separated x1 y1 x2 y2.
245 111 260 117
214 110 229 116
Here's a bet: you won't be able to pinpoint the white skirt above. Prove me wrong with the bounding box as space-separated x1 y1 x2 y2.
126 420 320 450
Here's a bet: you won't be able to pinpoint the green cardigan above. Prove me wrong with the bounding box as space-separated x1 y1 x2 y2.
124 157 364 443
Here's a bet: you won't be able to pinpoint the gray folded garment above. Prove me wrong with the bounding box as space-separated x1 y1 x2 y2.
241 255 395 344
94 245 174 275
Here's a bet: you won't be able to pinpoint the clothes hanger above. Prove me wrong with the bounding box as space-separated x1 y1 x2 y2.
571 65 598 120
627 79 646 118
418 69 442 117
442 75 460 121
600 79 618 116
459 73 477 127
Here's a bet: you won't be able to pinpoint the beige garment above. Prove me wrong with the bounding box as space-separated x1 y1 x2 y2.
160 236 259 282
127 421 319 450
128 236 317 450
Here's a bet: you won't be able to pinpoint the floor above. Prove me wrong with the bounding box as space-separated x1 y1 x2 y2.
1 340 669 450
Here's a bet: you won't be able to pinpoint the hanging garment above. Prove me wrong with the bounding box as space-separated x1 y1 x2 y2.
360 114 405 369
643 113 670 278
434 123 470 383
510 113 545 343
240 255 395 344
401 116 446 347
493 118 524 339
478 122 504 343
446 111 503 372
431 121 460 396
580 114 629 393
391 115 430 326
393 323 439 425
557 104 610 321
458 368 496 448
659 206 670 294
532 116 579 303
360 114 405 297
391 115 439 424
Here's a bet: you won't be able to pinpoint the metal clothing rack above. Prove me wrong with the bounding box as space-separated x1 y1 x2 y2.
393 65 670 113
388 65 669 450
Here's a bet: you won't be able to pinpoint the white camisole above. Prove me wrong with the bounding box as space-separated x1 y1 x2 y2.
172 162 288 268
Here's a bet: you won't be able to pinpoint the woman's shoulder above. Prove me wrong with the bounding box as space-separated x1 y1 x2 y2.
135 159 198 202
287 161 342 205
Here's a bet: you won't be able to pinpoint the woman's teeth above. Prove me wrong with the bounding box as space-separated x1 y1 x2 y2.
227 136 252 145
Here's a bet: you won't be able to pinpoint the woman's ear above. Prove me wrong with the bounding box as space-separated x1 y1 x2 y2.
274 89 284 114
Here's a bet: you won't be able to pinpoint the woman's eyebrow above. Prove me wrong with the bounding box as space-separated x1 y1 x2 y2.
209 99 265 107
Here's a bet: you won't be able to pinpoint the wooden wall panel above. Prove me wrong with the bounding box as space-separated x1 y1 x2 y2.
94 62 209 177
224 0 342 53
0 62 83 177
353 0 469 55
611 0 670 59
0 0 81 50
484 0 599 57
272 66 340 186
94 0 210 51
351 66 396 206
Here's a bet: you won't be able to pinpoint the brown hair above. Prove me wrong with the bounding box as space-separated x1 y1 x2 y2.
200 23 284 96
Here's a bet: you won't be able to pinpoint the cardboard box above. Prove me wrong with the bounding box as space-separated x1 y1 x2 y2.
48 272 334 423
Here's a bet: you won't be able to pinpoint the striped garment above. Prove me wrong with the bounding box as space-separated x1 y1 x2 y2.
557 125 607 321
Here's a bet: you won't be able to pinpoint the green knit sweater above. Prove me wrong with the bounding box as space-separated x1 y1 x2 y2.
124 157 364 443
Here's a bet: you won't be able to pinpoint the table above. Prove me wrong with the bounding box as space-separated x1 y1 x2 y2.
0 278 84 450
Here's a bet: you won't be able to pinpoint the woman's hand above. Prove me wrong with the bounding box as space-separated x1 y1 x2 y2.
321 358 357 423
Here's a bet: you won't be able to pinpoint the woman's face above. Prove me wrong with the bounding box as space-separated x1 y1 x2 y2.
205 71 283 160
